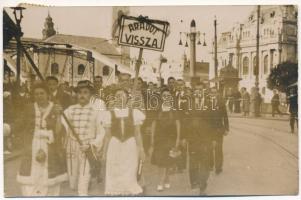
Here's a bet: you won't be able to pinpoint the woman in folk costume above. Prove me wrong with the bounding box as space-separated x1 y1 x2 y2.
149 88 181 192
62 80 106 196
17 83 68 196
102 88 146 195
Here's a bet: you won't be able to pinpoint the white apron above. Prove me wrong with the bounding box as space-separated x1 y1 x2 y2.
105 137 142 195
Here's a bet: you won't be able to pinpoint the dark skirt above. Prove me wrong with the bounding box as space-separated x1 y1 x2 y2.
151 136 176 168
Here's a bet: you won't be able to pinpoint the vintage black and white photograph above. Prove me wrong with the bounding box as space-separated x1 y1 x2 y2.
1 1 299 198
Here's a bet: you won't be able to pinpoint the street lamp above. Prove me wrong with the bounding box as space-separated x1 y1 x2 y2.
11 7 25 36
10 6 25 85
178 32 183 45
178 19 207 80
178 31 207 47
202 33 207 46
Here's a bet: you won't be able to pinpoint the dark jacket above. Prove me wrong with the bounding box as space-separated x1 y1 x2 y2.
271 94 280 106
50 89 72 109
208 95 229 133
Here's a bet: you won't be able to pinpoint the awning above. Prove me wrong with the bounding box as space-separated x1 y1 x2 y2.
58 43 135 76
3 53 26 81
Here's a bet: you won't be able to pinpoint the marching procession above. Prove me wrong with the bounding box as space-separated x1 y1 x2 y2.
4 74 231 196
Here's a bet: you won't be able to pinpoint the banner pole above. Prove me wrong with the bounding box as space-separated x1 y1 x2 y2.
132 48 143 92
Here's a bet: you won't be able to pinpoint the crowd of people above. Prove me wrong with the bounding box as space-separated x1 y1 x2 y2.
2 72 297 196
224 85 298 133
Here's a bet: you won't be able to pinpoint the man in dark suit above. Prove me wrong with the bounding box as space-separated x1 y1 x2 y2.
271 89 282 117
46 76 72 109
287 86 298 133
208 87 229 175
186 82 212 194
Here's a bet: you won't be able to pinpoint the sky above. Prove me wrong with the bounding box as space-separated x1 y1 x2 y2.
5 5 255 64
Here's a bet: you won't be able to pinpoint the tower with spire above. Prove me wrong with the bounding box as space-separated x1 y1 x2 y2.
42 12 56 39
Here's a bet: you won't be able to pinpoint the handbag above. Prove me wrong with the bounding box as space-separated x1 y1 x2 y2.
169 147 182 158
35 148 47 163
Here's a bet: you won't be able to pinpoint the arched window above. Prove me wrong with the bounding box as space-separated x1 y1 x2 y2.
264 55 269 74
102 65 110 76
78 64 85 75
253 56 257 75
242 57 249 75
51 63 59 75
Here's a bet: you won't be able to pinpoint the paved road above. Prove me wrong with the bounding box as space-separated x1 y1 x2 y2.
4 117 298 197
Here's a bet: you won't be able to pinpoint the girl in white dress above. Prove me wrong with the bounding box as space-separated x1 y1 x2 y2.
102 88 145 195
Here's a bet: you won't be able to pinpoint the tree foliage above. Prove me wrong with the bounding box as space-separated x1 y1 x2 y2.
267 61 298 93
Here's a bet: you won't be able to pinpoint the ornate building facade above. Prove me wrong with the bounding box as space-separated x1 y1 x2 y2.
210 5 298 102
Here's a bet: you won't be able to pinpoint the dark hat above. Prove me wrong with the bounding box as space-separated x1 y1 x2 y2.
75 80 94 93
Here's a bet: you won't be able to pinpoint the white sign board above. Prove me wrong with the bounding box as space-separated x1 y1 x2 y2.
118 15 169 52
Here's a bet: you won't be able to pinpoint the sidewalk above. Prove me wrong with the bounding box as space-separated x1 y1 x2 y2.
228 112 289 121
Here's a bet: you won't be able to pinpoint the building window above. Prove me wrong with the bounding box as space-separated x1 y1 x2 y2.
264 55 269 74
51 63 59 75
103 65 110 76
242 57 249 75
78 64 85 75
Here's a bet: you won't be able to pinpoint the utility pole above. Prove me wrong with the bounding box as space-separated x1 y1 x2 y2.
236 24 243 75
214 16 218 85
253 5 261 117
255 5 260 88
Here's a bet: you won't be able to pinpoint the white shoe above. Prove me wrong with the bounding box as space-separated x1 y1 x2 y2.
157 185 163 191
164 183 170 189
4 150 11 155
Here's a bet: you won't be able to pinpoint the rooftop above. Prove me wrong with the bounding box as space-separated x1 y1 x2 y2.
44 34 120 56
